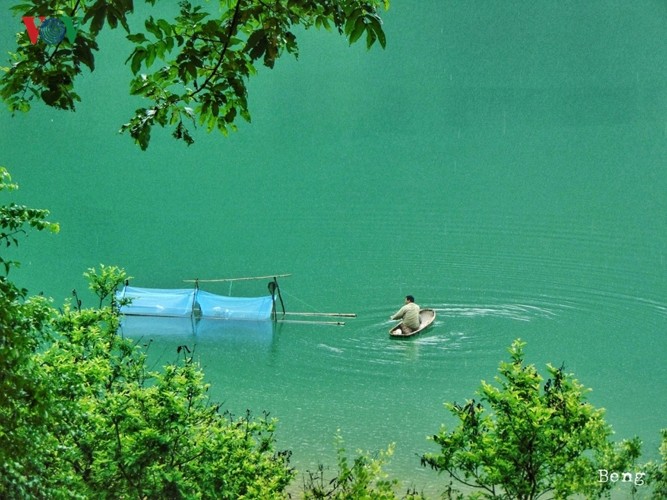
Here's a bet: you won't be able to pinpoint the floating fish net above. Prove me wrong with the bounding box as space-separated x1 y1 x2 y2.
116 287 196 317
196 291 274 320
116 285 274 321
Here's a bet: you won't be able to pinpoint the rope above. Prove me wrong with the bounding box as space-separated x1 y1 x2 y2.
279 289 322 314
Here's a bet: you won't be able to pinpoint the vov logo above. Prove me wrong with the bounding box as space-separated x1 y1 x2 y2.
22 16 80 45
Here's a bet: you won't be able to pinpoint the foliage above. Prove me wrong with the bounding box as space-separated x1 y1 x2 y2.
646 429 667 499
0 167 61 498
83 263 129 307
0 166 59 274
2 0 390 149
0 169 294 497
302 433 425 499
421 339 641 500
39 290 295 498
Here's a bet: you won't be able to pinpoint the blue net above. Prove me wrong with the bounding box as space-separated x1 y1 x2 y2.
197 291 274 320
116 285 275 321
117 286 196 317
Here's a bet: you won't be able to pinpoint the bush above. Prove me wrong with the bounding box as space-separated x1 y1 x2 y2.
421 339 642 499
0 171 293 498
302 434 425 500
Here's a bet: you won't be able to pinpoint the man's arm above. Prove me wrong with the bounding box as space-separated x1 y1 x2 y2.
390 305 407 320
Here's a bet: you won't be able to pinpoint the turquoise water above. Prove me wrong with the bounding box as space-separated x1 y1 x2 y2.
1 1 666 496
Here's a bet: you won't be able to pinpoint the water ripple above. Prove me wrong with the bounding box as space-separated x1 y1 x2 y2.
433 303 558 322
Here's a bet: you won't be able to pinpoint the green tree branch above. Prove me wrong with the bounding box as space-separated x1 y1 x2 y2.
2 0 390 149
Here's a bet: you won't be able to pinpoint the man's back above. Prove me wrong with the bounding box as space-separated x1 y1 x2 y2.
392 302 420 330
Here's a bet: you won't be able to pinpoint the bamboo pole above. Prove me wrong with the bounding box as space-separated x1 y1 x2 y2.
283 312 357 318
183 273 292 283
277 319 345 326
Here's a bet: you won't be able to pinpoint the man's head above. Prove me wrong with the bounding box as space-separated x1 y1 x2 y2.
406 295 415 303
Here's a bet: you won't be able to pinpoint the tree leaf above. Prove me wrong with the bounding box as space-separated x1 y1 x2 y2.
349 17 366 45
145 45 156 68
90 5 107 34
130 49 146 75
74 41 96 71
245 29 266 61
127 33 148 43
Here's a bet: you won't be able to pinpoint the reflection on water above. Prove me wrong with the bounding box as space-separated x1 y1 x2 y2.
120 315 275 344
119 315 197 337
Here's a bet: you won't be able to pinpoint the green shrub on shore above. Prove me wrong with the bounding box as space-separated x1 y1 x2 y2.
1 170 293 499
302 435 426 499
421 339 644 499
646 429 667 499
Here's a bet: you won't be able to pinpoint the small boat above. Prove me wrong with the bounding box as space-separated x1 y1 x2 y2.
389 308 436 338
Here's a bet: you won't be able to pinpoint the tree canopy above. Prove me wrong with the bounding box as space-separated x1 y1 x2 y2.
1 0 390 149
421 339 643 500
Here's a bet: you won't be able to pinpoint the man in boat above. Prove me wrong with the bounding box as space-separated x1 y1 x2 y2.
390 295 420 334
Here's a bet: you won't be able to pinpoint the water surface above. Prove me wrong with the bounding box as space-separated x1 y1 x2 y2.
1 1 665 495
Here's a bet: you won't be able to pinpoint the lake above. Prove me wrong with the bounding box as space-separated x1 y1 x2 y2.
1 1 665 496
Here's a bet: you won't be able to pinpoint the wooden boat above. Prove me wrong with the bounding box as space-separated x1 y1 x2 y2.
389 308 436 338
